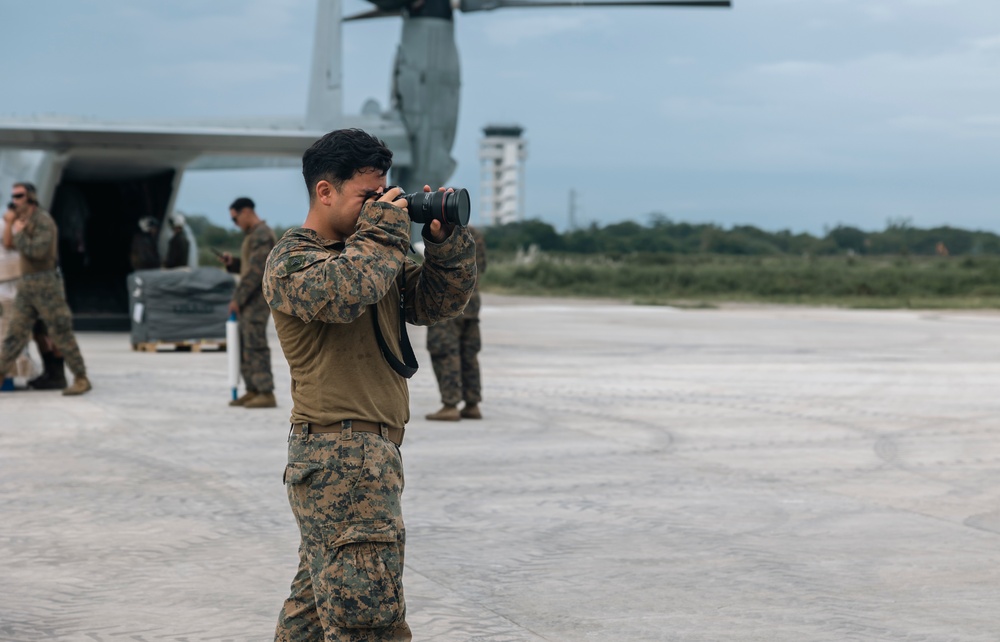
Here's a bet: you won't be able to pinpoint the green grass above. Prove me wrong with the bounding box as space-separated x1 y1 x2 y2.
481 253 1000 309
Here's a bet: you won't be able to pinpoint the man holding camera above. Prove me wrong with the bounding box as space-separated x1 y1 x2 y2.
263 128 476 641
0 182 91 395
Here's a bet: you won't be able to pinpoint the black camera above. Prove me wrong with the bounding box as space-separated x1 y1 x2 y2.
388 187 470 227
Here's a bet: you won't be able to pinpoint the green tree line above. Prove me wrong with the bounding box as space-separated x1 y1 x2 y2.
480 216 1000 257
474 216 1000 307
191 212 999 260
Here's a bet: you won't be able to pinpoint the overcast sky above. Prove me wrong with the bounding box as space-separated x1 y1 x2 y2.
2 0 998 234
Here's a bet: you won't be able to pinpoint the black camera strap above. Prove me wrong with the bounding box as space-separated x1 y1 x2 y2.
371 266 418 379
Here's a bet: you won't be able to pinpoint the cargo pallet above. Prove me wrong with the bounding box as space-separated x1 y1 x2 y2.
132 340 227 353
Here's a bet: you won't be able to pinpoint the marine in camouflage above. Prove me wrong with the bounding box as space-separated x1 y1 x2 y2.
229 221 277 393
265 196 476 641
0 210 86 379
427 226 487 407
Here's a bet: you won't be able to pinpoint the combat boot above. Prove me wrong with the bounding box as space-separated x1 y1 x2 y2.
425 405 460 421
27 357 51 389
62 375 92 396
460 403 482 419
229 391 257 407
244 392 277 409
30 355 67 390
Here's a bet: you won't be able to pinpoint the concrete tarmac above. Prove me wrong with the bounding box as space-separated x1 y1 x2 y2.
2 294 1000 641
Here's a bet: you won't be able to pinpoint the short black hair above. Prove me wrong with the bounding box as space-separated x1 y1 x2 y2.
13 182 38 204
13 181 37 195
229 197 255 211
302 129 392 202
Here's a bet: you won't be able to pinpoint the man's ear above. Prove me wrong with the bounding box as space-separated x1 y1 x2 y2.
315 180 335 206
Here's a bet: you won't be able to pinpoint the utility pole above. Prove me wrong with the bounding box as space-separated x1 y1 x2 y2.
568 189 577 231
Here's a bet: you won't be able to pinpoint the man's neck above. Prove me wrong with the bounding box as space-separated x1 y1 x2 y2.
303 208 343 243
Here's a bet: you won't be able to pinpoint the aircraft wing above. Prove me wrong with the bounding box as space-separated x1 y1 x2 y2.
186 156 304 170
0 118 411 166
0 121 323 156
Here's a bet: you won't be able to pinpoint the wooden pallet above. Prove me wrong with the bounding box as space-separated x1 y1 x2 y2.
133 340 227 353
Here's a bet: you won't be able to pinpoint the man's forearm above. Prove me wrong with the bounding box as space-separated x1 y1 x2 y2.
275 234 406 323
264 202 410 324
405 227 476 325
14 228 53 259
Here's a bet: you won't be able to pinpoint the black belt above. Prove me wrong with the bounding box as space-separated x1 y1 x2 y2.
290 419 404 446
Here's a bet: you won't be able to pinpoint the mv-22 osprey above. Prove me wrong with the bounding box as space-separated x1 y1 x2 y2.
0 0 729 328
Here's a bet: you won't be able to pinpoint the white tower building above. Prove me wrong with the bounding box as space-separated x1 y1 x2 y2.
479 124 527 226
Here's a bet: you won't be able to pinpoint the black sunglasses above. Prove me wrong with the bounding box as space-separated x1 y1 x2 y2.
11 193 27 199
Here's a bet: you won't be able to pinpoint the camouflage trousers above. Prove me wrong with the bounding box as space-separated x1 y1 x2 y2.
276 427 411 642
427 317 481 406
0 271 86 378
240 303 273 394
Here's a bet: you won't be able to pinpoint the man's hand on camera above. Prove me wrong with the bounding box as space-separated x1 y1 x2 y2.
3 208 14 225
377 186 407 211
367 187 410 245
425 185 455 243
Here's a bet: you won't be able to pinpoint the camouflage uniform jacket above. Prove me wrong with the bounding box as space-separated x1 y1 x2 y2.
227 221 276 313
13 209 58 275
263 201 477 428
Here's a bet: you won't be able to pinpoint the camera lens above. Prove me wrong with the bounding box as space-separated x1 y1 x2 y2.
402 188 470 227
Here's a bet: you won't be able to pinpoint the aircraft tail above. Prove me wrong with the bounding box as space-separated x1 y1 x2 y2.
306 0 343 131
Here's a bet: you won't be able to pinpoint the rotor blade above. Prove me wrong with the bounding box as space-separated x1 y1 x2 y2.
460 0 730 11
343 7 402 21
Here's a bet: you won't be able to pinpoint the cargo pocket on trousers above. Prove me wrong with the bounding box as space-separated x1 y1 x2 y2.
284 462 321 485
322 520 404 629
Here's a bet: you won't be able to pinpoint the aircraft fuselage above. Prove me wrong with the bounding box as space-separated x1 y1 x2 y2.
1 147 190 329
